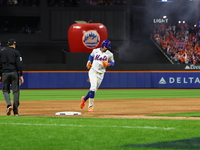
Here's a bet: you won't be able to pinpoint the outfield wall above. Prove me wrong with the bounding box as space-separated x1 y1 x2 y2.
9 71 200 89
1 53 200 89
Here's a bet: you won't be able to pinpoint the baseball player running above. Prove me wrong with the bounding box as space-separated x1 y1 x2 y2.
80 40 115 112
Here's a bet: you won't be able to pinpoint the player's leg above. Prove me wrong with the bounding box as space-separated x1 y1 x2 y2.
96 73 104 90
87 71 105 112
83 90 95 101
80 90 95 109
87 70 99 112
80 69 96 109
88 73 104 112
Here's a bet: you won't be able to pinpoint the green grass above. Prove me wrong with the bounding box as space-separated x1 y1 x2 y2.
1 89 200 101
148 112 200 117
1 89 200 150
0 116 200 150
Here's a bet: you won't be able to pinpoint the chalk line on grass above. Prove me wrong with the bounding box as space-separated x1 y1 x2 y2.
0 122 175 130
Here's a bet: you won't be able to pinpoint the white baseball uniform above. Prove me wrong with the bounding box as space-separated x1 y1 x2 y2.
88 48 114 92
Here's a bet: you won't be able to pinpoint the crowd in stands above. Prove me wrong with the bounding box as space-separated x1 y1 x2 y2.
48 0 79 7
0 0 126 7
1 25 41 34
0 16 40 34
152 23 200 64
47 0 126 7
86 0 126 6
0 0 126 34
0 0 39 6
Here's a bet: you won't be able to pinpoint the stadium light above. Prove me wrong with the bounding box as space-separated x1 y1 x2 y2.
163 15 167 19
157 0 173 2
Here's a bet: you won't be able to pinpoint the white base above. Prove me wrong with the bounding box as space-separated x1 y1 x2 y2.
55 111 81 115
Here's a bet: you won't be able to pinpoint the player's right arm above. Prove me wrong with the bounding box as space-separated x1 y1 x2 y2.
86 54 94 69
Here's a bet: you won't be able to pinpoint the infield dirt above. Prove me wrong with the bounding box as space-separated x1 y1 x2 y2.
0 98 200 120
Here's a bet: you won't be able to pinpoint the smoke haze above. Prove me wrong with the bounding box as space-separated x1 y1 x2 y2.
119 0 199 64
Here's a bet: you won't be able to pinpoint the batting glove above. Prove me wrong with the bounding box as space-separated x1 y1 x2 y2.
102 61 111 67
86 61 92 69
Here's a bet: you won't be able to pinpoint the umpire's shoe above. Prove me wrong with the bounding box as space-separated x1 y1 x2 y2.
6 106 12 116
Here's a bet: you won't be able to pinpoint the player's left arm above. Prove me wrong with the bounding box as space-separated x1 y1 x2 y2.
102 61 115 67
102 54 115 67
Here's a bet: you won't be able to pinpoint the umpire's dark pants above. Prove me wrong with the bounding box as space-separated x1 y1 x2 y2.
2 72 20 114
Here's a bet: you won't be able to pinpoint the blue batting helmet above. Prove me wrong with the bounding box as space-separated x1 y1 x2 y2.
101 40 111 49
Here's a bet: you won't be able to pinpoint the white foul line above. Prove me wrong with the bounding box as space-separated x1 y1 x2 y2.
0 122 175 130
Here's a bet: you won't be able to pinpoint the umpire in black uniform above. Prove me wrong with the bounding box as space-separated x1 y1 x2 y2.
0 39 24 116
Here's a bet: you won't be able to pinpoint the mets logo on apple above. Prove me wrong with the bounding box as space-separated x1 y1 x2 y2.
82 30 100 49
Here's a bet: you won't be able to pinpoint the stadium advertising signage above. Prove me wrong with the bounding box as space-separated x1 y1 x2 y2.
153 18 169 23
153 72 200 88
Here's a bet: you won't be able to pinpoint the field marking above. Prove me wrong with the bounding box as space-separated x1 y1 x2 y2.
0 122 175 130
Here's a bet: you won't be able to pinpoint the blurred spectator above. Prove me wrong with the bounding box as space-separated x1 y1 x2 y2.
114 0 124 5
6 0 12 5
26 27 31 34
18 0 25 6
86 0 96 5
96 0 105 5
0 0 39 6
85 0 126 6
105 0 113 5
48 0 59 7
12 0 18 5
48 0 78 7
20 27 26 33
0 0 3 5
30 0 39 7
122 0 126 5
70 0 78 7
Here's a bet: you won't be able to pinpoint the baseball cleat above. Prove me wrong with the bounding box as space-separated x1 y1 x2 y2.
6 106 12 116
80 96 86 109
88 108 94 113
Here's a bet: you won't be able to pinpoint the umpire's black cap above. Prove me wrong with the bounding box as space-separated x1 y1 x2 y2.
7 38 17 46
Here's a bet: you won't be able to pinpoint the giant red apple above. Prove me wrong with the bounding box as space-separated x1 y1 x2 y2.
68 22 108 53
